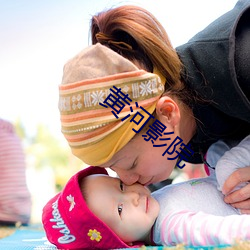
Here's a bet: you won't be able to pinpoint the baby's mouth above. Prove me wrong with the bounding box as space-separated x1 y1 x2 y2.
146 196 149 213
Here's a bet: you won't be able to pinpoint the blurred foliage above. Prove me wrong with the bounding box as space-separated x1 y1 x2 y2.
14 120 86 191
14 118 26 139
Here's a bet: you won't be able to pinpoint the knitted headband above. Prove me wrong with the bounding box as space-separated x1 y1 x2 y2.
59 43 165 165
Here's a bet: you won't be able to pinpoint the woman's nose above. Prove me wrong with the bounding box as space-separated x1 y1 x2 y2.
112 168 139 185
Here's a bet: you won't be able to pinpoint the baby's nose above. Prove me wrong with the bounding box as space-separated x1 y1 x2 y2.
126 191 140 206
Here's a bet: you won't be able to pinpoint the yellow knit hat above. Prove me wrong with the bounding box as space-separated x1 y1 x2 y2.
59 43 165 165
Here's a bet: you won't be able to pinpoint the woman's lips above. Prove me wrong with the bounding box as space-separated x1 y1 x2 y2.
143 177 154 186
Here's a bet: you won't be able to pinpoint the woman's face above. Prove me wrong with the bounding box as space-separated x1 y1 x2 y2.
100 127 178 186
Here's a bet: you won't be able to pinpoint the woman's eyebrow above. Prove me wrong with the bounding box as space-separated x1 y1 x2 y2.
109 156 129 169
110 159 134 171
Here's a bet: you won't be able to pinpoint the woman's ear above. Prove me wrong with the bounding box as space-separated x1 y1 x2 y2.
155 96 180 126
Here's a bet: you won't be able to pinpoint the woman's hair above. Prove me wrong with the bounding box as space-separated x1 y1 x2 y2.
90 5 193 107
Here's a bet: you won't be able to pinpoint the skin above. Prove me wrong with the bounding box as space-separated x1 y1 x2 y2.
100 94 250 212
100 123 178 186
100 95 196 186
82 174 160 244
223 166 250 213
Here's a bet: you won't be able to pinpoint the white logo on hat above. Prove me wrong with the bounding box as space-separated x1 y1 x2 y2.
50 200 76 244
67 194 76 211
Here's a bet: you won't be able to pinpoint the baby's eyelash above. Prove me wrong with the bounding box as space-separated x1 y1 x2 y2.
120 180 124 191
118 181 124 216
118 204 123 216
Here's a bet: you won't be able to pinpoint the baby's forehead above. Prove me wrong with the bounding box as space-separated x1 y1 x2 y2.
85 173 115 180
82 174 119 185
81 175 121 200
80 174 117 200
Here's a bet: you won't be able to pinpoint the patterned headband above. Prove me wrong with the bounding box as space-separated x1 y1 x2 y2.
59 43 165 165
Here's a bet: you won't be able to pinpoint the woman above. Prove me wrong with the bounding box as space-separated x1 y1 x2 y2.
59 1 250 211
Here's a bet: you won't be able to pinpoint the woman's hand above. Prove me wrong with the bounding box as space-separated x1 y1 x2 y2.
223 166 250 214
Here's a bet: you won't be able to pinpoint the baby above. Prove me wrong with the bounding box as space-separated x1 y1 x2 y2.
42 135 250 249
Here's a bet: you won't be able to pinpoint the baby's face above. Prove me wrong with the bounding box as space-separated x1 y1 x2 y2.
84 174 160 244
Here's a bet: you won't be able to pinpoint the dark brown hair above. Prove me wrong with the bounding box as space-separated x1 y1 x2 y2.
90 5 194 107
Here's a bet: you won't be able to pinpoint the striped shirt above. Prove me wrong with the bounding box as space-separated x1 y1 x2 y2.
152 135 250 246
0 119 31 224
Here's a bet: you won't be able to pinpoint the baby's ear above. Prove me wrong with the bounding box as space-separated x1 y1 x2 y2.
155 96 180 127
